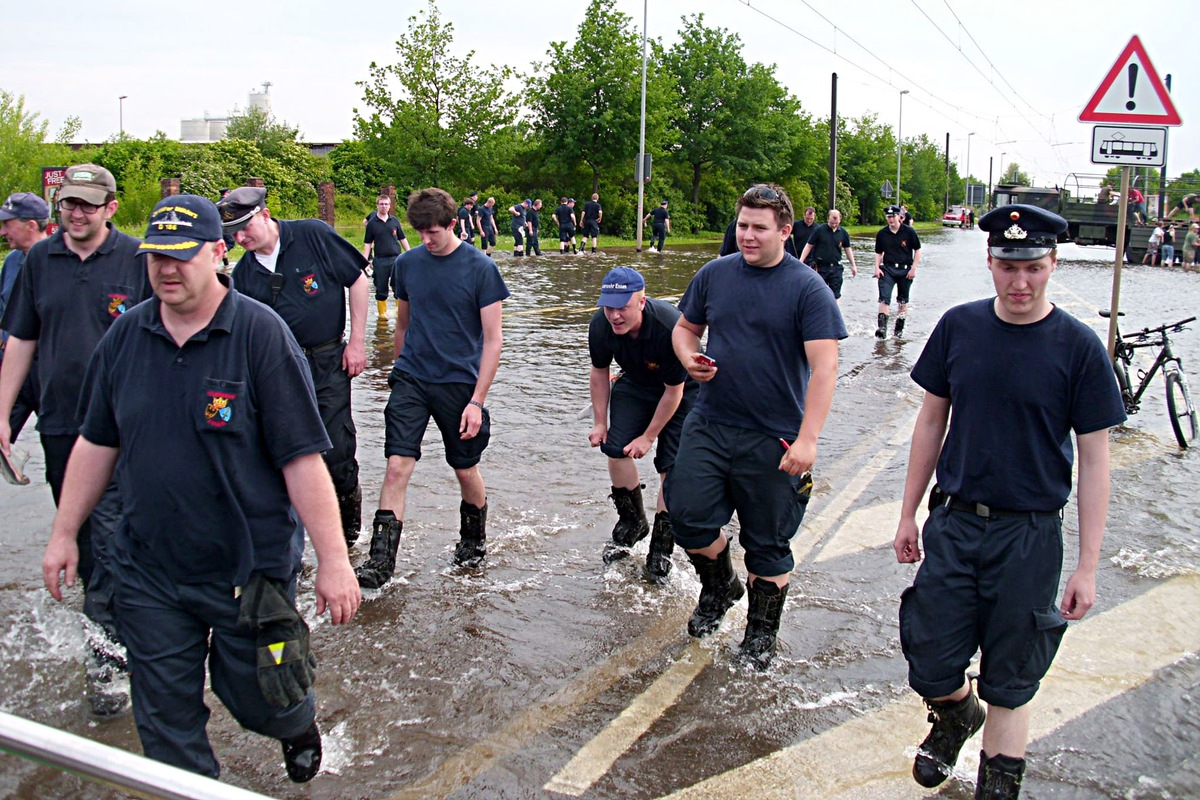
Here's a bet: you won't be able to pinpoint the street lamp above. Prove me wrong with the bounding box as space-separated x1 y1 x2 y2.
963 132 975 206
119 95 127 137
1000 152 1006 182
896 90 909 207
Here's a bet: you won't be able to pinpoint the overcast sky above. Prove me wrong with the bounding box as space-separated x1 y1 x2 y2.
3 0 1192 193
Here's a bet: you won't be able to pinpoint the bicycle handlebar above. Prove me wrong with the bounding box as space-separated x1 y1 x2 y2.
1099 309 1195 342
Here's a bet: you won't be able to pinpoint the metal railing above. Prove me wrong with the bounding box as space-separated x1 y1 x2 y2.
0 710 274 800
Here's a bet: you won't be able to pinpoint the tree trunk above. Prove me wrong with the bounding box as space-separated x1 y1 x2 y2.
691 163 702 205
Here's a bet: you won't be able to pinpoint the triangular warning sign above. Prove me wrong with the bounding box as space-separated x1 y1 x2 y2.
1080 36 1181 125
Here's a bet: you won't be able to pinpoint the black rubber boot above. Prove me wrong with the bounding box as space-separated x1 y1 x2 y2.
603 485 650 564
281 721 322 783
876 312 889 339
643 511 675 584
913 680 987 788
356 511 403 589
454 500 488 568
686 541 744 638
894 317 906 338
975 750 1026 799
86 631 130 719
737 578 789 670
338 483 362 547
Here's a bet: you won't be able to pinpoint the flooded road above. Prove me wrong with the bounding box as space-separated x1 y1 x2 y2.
1 228 1198 799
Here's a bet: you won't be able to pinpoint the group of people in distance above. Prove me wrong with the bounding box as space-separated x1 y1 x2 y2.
0 167 1124 799
439 191 608 259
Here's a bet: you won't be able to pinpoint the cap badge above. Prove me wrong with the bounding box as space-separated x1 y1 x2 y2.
150 209 194 230
1004 223 1028 240
73 171 95 181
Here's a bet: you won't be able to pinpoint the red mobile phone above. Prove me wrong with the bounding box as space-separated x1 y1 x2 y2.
695 353 716 367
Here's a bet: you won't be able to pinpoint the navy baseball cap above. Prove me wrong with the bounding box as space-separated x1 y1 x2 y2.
216 186 266 232
597 267 646 308
0 192 51 221
884 204 901 216
139 195 224 261
979 204 1067 260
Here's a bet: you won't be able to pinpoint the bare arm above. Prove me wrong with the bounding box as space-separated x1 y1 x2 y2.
909 248 921 279
626 381 684 459
893 392 950 563
781 339 838 476
43 439 119 599
460 300 503 439
844 244 857 276
672 316 716 383
342 274 369 377
282 453 360 624
1060 428 1111 620
0 336 36 454
800 243 813 264
589 366 612 446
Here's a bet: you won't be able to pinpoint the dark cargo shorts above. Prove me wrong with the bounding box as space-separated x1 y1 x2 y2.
384 370 491 469
599 376 696 475
877 263 913 304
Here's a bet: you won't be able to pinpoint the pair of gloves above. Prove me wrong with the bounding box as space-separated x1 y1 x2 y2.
238 574 317 708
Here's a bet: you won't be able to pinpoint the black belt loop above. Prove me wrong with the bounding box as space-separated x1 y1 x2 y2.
302 338 343 357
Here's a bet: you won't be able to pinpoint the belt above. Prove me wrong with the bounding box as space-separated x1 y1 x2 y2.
302 338 343 357
944 496 1060 519
884 263 911 269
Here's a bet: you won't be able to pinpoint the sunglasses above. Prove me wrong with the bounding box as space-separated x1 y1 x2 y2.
743 184 780 201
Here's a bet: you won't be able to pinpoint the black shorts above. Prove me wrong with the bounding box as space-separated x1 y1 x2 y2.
583 220 600 238
899 504 1067 709
482 229 497 247
559 226 576 243
599 377 696 474
384 370 491 469
877 264 913 304
816 262 844 299
511 224 525 245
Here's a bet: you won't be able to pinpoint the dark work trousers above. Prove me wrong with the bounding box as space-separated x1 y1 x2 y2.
6 362 39 441
372 255 397 301
651 224 667 251
40 432 123 642
306 343 358 495
528 230 542 255
111 543 315 777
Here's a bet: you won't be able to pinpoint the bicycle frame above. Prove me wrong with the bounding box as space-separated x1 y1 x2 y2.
1112 317 1194 414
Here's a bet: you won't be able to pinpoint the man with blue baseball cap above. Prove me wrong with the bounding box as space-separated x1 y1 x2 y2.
43 194 360 783
589 267 696 581
893 204 1125 798
0 192 51 445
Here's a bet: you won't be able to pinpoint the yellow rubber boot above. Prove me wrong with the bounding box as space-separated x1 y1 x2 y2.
376 299 388 320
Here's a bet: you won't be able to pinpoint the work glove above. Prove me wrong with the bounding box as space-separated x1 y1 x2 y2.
237 573 317 708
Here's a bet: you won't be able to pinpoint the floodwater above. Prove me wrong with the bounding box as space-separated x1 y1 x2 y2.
1 228 1198 799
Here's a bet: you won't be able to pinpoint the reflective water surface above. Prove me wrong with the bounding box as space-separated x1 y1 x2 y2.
1 229 1197 799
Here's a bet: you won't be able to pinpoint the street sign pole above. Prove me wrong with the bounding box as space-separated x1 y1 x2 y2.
1107 166 1131 358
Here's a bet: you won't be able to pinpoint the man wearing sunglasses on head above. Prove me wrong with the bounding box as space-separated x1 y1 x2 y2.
0 163 150 717
669 183 846 670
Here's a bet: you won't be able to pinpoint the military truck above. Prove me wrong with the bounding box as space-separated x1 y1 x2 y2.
991 174 1158 262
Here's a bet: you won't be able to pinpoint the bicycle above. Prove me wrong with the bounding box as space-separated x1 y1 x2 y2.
1100 309 1197 448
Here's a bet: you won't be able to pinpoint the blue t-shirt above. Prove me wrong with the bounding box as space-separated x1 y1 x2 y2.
0 249 26 350
79 281 330 586
1 225 150 435
230 218 366 348
678 252 847 439
589 297 692 389
911 298 1126 511
392 242 510 384
478 204 496 233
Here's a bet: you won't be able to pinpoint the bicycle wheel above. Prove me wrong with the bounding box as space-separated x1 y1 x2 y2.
1165 369 1197 448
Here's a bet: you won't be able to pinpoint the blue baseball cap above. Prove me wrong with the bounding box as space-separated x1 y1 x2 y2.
139 195 224 261
0 192 51 221
597 267 646 308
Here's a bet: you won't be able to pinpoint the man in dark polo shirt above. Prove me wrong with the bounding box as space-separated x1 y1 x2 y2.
363 193 410 321
644 200 670 253
457 196 477 246
581 193 603 253
553 197 577 254
0 163 149 717
478 196 498 256
801 208 858 302
219 187 369 548
791 206 818 256
527 198 544 256
43 194 361 783
873 204 922 338
588 267 696 582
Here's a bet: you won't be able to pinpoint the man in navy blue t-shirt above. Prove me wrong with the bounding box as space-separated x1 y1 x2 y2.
42 195 360 783
669 183 846 670
892 204 1125 797
588 267 696 583
356 188 510 588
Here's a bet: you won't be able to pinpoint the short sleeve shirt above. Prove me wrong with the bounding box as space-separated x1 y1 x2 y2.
528 207 541 231
589 297 691 390
230 218 366 348
457 206 474 236
392 242 510 384
791 219 818 255
478 204 496 232
678 253 848 439
874 225 922 266
582 201 602 222
911 299 1126 510
650 207 670 226
806 224 851 265
78 281 330 586
364 214 406 258
1 225 150 435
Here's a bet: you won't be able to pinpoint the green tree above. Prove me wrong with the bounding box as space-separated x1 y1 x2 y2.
353 0 516 191
1001 162 1031 186
225 105 301 161
834 114 895 224
662 14 802 205
0 90 78 199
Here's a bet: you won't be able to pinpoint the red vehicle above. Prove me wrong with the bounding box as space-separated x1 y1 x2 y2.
941 206 969 228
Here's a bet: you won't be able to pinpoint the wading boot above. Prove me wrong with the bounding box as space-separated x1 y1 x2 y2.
281 721 322 783
376 299 388 318
356 511 403 589
338 483 362 547
86 631 130 719
453 500 488 568
913 680 987 788
737 579 789 670
643 511 675 584
894 317 906 338
602 485 650 564
876 313 889 339
686 542 745 637
975 750 1026 799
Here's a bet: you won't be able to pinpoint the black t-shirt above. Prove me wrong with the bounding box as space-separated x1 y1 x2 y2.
582 200 602 223
791 219 818 254
478 204 496 232
874 224 922 266
650 207 670 226
364 214 406 258
457 206 474 237
588 297 691 389
554 204 575 228
528 207 541 231
806 224 851 265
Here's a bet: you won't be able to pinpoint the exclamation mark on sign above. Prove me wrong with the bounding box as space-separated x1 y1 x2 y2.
1126 63 1139 111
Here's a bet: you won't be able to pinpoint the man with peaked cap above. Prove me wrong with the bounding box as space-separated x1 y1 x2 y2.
218 187 369 548
43 194 360 782
873 204 922 338
0 192 52 443
588 267 696 582
892 204 1125 798
644 200 670 253
0 164 150 717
